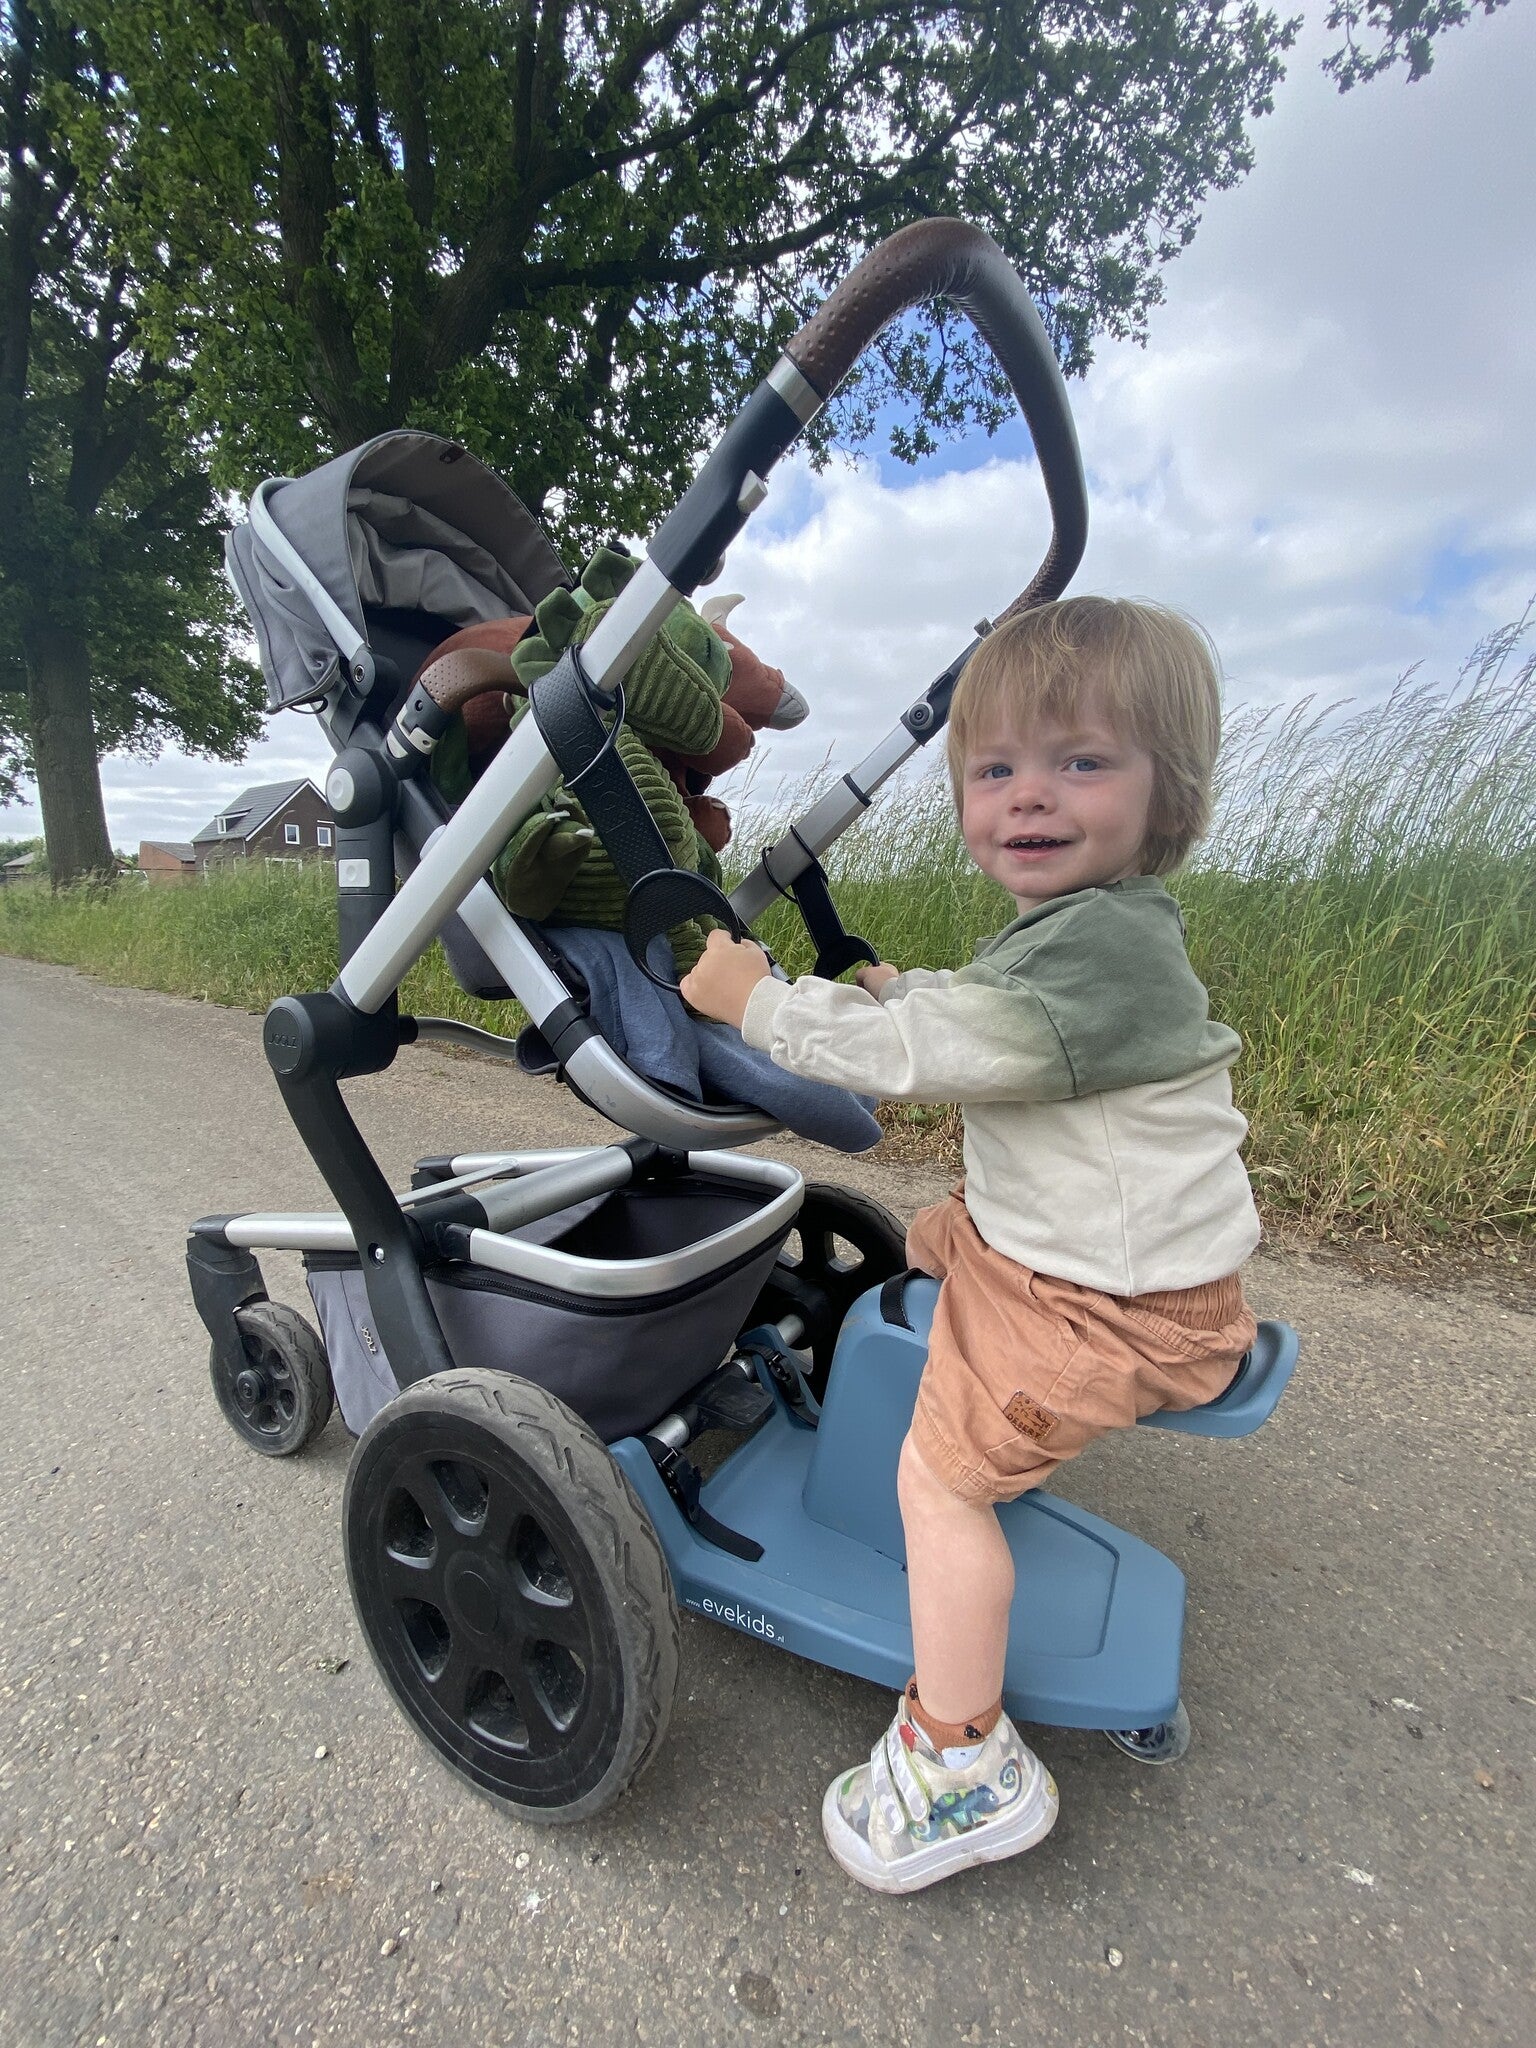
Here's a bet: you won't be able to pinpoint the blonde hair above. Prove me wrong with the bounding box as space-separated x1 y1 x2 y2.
945 596 1224 876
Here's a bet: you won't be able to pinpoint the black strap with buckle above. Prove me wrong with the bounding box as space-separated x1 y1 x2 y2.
642 1438 764 1562
758 831 879 982
530 647 745 990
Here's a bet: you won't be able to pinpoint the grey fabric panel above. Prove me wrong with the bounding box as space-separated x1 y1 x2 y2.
302 1197 784 1442
229 430 571 716
346 488 529 623
424 1237 786 1442
304 1179 790 1442
227 523 342 712
345 434 570 611
306 1265 400 1434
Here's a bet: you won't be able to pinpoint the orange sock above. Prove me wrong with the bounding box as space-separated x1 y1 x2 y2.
905 1678 1002 1754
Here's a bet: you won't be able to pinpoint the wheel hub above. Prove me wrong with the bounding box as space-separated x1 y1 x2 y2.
444 1552 503 1638
364 1447 600 1774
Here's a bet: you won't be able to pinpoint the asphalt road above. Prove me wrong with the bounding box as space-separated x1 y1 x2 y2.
1 953 1531 2048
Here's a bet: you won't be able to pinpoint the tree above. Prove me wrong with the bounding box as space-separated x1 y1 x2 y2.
0 1 263 882
106 0 1511 556
101 0 1308 555
1324 0 1511 90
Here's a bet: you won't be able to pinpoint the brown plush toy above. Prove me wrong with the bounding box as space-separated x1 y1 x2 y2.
417 593 806 866
654 593 808 855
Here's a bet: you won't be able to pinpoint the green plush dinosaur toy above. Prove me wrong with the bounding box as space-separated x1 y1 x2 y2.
433 548 735 972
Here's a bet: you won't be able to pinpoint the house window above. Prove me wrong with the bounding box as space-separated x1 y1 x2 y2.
284 822 300 845
317 824 333 848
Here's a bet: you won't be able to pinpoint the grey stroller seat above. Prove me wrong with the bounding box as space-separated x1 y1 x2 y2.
227 428 784 1148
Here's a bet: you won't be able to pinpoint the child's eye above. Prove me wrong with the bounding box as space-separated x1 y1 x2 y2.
977 762 1011 781
1065 756 1103 773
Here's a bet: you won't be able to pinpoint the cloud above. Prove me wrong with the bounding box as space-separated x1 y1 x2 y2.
5 6 1530 847
711 6 1535 796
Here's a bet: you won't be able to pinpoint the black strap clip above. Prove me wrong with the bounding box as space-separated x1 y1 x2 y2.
786 847 878 980
736 1335 820 1430
642 1438 764 1562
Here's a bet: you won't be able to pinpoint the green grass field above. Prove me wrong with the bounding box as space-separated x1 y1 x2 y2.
4 632 1531 1246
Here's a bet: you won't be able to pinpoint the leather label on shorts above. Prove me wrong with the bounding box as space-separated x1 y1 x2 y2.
1003 1392 1058 1443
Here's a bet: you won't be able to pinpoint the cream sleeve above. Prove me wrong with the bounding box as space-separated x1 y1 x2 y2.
740 972 1075 1103
875 966 954 1002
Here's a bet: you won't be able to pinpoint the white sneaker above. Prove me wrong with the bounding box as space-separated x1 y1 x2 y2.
821 1698 1058 1894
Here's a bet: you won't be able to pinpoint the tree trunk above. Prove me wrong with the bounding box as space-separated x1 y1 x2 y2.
23 614 114 883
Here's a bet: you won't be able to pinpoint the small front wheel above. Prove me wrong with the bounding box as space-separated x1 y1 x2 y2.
1105 1698 1191 1765
344 1369 679 1825
210 1300 334 1457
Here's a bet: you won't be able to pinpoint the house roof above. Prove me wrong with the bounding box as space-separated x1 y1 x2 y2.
141 841 197 862
190 778 320 846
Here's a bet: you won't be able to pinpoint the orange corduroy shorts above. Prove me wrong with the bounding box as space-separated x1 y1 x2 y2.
905 1194 1258 1505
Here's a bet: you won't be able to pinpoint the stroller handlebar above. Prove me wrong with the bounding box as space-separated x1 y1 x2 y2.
640 219 1086 623
786 218 1088 615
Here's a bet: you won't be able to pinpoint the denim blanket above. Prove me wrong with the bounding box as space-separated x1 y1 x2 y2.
518 926 881 1153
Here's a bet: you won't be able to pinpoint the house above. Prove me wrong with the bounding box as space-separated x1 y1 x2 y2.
191 779 336 870
138 840 199 884
0 850 43 887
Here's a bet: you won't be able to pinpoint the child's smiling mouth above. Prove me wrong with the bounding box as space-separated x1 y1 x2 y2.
1004 835 1070 855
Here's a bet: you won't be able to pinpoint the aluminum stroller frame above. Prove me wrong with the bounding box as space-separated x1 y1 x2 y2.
189 220 1298 1823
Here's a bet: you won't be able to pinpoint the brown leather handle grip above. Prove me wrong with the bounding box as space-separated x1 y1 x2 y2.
411 617 533 714
418 648 523 716
787 219 1087 612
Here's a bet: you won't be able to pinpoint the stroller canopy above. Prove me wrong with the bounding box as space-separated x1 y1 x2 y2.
227 430 572 713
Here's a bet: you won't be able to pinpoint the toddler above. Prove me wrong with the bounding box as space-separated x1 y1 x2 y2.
680 596 1259 1894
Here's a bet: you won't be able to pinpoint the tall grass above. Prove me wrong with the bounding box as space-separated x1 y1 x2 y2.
0 861 515 1031
3 624 1531 1242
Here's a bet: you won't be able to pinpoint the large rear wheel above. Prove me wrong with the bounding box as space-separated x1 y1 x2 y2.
344 1369 679 1824
751 1182 910 1396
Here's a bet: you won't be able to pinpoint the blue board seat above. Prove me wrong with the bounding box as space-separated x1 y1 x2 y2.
1137 1318 1298 1438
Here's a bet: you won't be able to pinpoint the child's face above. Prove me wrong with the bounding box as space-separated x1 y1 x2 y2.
960 705 1156 912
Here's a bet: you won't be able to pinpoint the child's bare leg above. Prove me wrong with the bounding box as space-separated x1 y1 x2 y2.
897 1433 1014 1724
821 1434 1057 1891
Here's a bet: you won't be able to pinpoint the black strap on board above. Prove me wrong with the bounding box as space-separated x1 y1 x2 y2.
642 1438 765 1562
879 1270 921 1331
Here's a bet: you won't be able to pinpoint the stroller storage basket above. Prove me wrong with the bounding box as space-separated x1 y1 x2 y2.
306 1168 795 1439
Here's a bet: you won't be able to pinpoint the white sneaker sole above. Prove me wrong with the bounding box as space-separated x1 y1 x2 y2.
821 1755 1060 1895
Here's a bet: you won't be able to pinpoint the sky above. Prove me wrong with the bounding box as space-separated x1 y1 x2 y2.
4 5 1532 850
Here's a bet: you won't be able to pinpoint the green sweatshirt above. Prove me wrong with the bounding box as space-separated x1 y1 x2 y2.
741 878 1260 1294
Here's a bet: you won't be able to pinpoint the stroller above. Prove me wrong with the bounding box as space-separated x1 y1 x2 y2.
190 221 1299 1822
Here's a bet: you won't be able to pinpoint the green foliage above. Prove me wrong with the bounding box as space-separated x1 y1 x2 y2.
0 858 517 1025
0 1 265 838
97 0 1307 554
1323 0 1511 89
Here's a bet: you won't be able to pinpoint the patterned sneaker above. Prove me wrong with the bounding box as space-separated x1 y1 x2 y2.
821 1698 1058 1894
